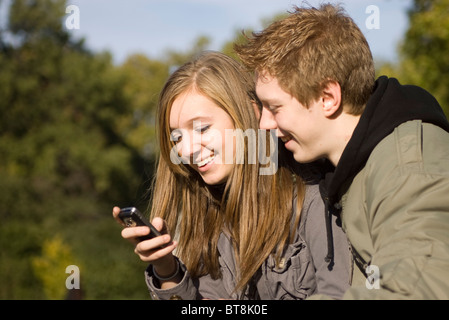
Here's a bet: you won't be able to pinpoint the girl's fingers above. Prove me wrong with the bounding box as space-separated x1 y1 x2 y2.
121 226 150 240
135 239 178 262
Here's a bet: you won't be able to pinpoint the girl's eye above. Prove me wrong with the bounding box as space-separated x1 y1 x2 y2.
170 130 183 143
196 125 211 133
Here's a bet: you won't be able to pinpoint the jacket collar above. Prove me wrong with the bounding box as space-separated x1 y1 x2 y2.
321 76 449 207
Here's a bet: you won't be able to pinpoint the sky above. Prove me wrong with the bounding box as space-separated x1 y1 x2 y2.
2 0 413 65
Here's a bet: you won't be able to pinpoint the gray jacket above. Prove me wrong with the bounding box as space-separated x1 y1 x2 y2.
145 184 351 300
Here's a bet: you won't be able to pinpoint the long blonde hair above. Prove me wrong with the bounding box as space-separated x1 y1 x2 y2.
149 51 305 292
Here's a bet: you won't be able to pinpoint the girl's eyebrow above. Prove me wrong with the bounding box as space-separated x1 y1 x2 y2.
170 115 213 131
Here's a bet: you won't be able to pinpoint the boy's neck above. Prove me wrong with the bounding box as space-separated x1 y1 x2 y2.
327 110 361 167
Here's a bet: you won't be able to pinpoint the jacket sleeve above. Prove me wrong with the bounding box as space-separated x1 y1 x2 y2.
145 257 198 300
343 122 449 299
145 256 231 300
303 185 351 299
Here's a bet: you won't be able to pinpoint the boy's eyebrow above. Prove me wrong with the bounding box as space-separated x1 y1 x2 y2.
259 97 281 105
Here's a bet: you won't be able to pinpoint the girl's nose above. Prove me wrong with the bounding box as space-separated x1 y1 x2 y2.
178 132 202 162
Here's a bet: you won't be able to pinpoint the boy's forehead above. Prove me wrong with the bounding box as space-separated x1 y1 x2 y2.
255 72 281 92
255 70 274 83
254 73 293 105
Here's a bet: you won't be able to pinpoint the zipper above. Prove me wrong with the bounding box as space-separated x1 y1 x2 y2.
350 243 370 277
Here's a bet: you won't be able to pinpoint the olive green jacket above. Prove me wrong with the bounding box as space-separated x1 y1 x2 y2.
339 120 449 299
314 76 449 299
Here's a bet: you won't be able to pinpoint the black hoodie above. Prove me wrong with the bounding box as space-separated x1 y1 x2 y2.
319 76 449 264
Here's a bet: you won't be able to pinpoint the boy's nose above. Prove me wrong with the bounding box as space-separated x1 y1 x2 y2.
259 107 278 130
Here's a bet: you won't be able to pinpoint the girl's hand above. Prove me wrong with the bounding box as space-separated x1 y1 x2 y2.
112 206 180 288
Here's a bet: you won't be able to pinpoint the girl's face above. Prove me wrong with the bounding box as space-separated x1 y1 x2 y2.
169 90 235 185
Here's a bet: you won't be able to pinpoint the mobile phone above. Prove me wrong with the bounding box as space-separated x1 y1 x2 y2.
118 207 162 242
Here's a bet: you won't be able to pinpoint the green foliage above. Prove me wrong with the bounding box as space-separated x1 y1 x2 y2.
8 0 66 38
31 235 79 299
377 0 449 116
117 54 169 160
0 0 151 299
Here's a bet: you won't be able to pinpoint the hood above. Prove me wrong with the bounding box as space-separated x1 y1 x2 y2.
320 76 449 264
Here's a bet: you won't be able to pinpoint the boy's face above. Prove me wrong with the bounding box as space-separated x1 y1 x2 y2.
255 72 327 164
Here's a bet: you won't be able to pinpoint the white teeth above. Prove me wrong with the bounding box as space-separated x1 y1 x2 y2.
281 136 291 143
197 155 215 167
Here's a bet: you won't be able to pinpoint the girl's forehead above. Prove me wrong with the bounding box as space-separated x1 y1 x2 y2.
169 92 223 129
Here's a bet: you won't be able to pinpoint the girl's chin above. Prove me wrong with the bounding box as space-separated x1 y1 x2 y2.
199 164 232 186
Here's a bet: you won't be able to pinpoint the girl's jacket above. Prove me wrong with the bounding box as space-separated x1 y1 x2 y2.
145 184 351 300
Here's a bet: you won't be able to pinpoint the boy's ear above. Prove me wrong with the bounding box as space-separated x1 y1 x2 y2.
321 80 342 118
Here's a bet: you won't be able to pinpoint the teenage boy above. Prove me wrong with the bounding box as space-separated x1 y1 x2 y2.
235 4 449 299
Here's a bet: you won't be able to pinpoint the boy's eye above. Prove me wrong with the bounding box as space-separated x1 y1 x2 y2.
266 105 282 115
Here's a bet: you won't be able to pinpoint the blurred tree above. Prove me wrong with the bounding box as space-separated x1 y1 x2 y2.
118 54 169 161
377 0 449 116
0 0 142 198
31 235 81 299
0 0 151 299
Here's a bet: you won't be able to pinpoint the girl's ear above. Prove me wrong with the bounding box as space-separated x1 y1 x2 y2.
321 80 342 118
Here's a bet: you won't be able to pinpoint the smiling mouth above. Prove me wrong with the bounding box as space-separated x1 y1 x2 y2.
280 136 292 143
197 154 216 168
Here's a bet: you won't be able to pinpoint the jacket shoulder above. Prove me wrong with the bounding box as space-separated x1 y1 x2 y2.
366 120 449 177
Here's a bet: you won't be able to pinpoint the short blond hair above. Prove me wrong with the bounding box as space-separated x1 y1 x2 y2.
235 4 375 114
